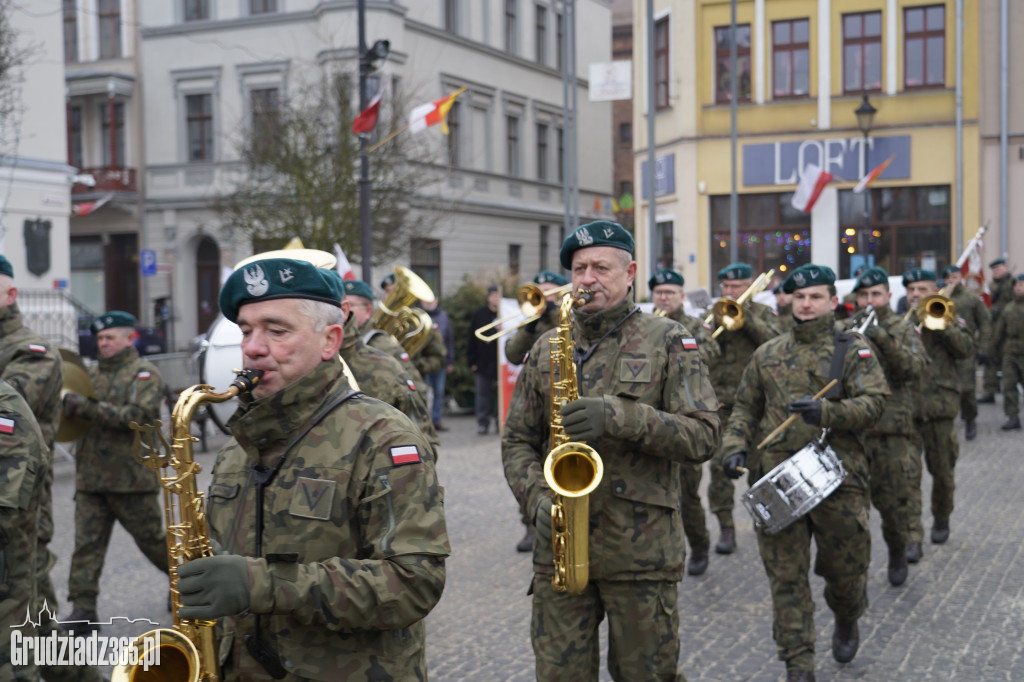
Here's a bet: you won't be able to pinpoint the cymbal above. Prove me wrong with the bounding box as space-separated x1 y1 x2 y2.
56 348 94 443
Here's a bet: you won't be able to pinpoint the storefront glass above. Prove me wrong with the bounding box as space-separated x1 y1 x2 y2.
710 192 812 283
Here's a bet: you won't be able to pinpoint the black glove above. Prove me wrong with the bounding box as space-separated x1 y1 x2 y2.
560 397 606 441
62 392 97 420
787 397 823 426
723 452 747 480
534 497 553 545
977 352 990 366
178 554 250 620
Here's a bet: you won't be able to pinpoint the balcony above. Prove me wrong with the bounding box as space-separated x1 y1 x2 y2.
72 166 137 194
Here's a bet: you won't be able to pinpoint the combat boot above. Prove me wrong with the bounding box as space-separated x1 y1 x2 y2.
931 518 950 544
786 669 816 682
687 547 709 576
888 547 908 586
906 541 923 564
516 525 535 553
965 419 977 440
1001 416 1021 431
714 527 736 554
831 618 860 663
978 393 996 404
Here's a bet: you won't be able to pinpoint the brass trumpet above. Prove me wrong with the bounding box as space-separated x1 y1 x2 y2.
705 269 775 339
474 282 572 341
905 284 956 330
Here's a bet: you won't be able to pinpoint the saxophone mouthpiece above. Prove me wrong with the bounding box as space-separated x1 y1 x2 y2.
231 368 264 394
574 289 594 307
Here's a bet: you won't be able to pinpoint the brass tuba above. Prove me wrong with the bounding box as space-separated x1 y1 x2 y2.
113 368 262 682
371 265 437 357
543 290 603 595
704 269 775 339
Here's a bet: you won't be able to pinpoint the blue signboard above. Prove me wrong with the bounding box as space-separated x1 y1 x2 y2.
640 153 676 198
742 135 911 186
140 249 157 277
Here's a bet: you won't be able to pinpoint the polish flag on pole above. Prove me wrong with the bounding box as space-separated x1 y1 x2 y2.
790 164 833 213
352 84 385 135
334 243 356 281
408 87 467 134
957 223 990 305
71 193 113 217
853 154 895 193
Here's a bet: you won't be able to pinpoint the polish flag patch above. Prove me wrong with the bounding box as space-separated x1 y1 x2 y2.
0 417 14 434
390 445 421 465
28 344 46 353
406 379 417 391
400 353 411 362
137 371 151 380
682 338 699 351
858 348 873 359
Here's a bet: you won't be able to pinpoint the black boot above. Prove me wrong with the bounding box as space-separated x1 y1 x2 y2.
687 547 709 576
888 546 908 586
714 527 736 554
931 518 950 544
832 618 860 663
1001 416 1021 431
965 419 977 440
786 669 816 682
516 525 535 552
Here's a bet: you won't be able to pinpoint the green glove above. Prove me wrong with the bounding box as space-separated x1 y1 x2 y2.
560 397 606 441
177 554 250 620
534 497 553 545
62 392 98 420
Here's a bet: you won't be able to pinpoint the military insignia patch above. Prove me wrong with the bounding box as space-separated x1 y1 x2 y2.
28 344 46 353
681 338 698 351
793 272 806 287
576 227 594 246
390 444 422 465
858 348 872 358
620 358 651 382
406 379 417 391
244 264 270 297
400 352 411 362
0 417 14 434
289 477 336 520
138 371 151 380
279 267 295 283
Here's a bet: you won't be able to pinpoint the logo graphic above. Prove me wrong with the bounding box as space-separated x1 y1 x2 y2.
575 227 594 246
244 264 270 297
793 272 806 287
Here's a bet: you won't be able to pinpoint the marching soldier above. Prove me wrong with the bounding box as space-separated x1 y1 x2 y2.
722 264 889 681
902 268 975 562
649 267 720 576
707 262 781 554
774 283 798 333
505 270 569 366
942 264 991 440
843 267 927 586
346 280 426 385
503 221 720 681
980 258 1015 402
989 274 1024 430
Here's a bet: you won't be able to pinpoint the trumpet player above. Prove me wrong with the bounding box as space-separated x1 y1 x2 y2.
988 274 1024 430
502 222 719 681
980 258 1016 402
941 264 991 440
707 263 782 554
505 270 570 366
901 268 975 561
843 267 928 586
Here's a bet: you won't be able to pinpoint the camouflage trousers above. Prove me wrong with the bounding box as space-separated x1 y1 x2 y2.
531 576 686 682
957 358 979 422
755 458 870 673
679 464 709 555
69 492 168 611
708 406 736 528
862 433 914 555
35 543 103 682
1002 354 1024 417
983 348 1003 395
907 419 958 543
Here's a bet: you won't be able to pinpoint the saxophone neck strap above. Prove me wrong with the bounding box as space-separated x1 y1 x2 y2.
573 305 640 368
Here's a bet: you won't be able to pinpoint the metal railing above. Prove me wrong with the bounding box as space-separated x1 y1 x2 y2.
16 289 95 352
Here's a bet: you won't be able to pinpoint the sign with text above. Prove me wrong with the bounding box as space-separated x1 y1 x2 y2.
743 135 911 186
588 61 632 101
640 153 676 198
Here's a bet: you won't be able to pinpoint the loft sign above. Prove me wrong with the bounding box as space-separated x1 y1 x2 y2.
743 134 911 186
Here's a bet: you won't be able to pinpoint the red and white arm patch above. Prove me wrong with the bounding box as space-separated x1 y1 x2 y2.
681 337 699 351
858 348 873 359
28 344 47 353
137 370 152 380
0 417 14 434
400 352 411 362
406 379 417 391
390 444 422 466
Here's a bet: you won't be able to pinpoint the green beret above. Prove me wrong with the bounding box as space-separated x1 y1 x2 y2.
380 273 396 290
901 267 937 286
91 310 136 334
0 254 11 278
717 262 753 281
1015 274 1024 282
219 257 344 323
942 264 961 277
782 263 836 293
559 221 634 270
990 258 1007 268
648 268 684 291
534 270 569 287
772 283 785 295
852 266 889 291
342 280 374 301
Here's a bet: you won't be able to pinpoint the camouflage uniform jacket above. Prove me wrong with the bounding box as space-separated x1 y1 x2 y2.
208 358 449 681
412 327 446 377
949 283 991 342
502 296 721 582
775 303 798 333
666 307 721 366
357 319 425 386
913 314 974 421
75 346 165 493
340 314 439 451
0 380 46 675
840 305 927 435
989 274 1016 322
991 294 1024 356
722 313 889 473
708 301 781 408
504 305 558 366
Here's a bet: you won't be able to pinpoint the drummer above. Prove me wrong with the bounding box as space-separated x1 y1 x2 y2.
721 263 889 682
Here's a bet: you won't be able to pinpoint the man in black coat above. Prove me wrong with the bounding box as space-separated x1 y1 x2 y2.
467 285 501 434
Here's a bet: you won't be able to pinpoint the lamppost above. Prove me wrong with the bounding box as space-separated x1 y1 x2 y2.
357 0 389 281
854 95 877 273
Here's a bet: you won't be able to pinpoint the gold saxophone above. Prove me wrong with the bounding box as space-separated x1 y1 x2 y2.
543 290 604 595
113 368 262 682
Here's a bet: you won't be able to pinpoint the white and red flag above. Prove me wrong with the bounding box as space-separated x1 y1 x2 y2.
408 87 466 135
71 194 113 217
333 243 356 281
853 154 895 194
790 164 833 213
352 84 385 135
957 224 991 306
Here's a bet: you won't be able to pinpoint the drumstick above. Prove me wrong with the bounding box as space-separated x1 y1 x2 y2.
756 379 839 450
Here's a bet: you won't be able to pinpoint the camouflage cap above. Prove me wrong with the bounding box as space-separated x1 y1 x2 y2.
0 254 11 278
343 280 374 301
990 257 1007 268
781 263 836 293
902 267 938 286
852 266 890 291
380 273 396 290
717 262 753 281
648 268 684 291
942 264 961 277
559 221 634 269
219 257 344 323
534 270 569 286
91 310 136 334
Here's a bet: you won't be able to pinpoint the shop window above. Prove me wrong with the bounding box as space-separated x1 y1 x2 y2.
772 18 810 98
904 5 945 89
842 11 882 93
715 24 751 104
710 193 812 278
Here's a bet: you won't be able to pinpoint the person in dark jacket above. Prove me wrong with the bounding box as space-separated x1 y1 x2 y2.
467 285 501 434
421 298 455 431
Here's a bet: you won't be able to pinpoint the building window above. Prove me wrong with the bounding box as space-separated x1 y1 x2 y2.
98 0 121 59
556 125 563 183
904 5 945 89
186 93 213 162
444 0 458 33
250 0 277 14
539 224 549 270
715 24 751 104
536 122 548 180
506 115 520 177
508 244 521 279
411 238 441 295
63 0 77 63
619 122 631 144
555 12 563 71
843 11 882 93
710 193 812 277
505 0 518 54
655 220 674 271
250 88 280 158
655 17 670 109
185 0 209 21
100 102 125 167
67 106 83 168
772 18 810 98
837 185 951 278
535 5 547 64
447 100 461 167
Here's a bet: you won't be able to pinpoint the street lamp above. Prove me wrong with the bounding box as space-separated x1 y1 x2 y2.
855 94 877 136
358 0 390 281
854 95 877 275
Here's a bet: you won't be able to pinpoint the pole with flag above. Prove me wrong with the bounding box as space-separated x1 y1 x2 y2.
71 193 114 217
367 87 467 153
853 154 895 194
352 81 385 135
334 243 356 280
957 222 990 304
790 164 833 213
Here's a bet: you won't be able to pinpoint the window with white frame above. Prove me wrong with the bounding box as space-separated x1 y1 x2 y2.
186 94 213 162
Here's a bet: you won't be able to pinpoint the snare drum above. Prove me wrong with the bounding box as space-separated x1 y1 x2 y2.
742 438 847 535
